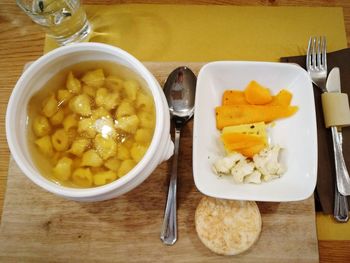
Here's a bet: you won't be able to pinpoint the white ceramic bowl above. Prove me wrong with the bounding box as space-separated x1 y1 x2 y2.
6 43 174 202
193 61 317 202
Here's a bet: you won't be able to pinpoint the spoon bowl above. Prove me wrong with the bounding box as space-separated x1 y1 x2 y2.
163 66 196 120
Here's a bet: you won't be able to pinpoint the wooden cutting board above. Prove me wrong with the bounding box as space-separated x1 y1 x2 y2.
0 62 319 262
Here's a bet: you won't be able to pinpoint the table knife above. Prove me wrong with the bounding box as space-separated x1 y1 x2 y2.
326 67 349 222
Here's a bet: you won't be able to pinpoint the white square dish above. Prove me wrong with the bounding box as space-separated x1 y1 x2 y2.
193 61 317 202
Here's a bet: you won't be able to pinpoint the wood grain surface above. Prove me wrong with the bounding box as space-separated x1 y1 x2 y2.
0 160 318 262
1 1 350 262
0 161 318 262
0 60 319 263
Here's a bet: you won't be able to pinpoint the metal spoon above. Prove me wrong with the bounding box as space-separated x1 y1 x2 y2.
160 66 196 245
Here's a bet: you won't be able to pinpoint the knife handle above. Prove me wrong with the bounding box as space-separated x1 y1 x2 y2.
334 181 349 222
331 126 350 196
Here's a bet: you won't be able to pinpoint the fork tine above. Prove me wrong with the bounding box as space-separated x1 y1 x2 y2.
317 37 322 68
311 37 317 69
321 36 327 70
306 37 312 70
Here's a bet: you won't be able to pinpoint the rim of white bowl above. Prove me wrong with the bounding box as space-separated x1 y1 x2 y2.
6 43 165 198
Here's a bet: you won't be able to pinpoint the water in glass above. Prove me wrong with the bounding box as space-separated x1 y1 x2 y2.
17 0 91 45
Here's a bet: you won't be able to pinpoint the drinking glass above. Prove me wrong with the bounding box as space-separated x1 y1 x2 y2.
16 0 91 45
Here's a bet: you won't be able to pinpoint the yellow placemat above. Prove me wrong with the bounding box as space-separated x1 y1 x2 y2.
317 213 350 240
44 4 349 241
45 4 347 60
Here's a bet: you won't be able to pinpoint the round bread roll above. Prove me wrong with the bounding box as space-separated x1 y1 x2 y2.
195 196 262 256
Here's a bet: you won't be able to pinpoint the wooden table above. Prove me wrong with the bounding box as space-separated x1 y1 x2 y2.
1 1 350 262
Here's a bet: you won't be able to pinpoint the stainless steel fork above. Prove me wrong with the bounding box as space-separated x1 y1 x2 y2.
306 36 327 92
306 36 349 222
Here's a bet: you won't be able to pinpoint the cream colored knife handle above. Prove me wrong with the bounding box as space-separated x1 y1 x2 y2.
331 126 350 196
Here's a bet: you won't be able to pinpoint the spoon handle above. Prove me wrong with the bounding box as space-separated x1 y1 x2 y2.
160 126 181 245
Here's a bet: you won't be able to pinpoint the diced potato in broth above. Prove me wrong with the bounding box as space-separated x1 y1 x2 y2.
27 61 156 188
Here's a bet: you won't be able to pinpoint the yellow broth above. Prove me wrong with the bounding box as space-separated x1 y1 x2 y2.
27 61 156 188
